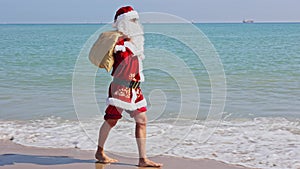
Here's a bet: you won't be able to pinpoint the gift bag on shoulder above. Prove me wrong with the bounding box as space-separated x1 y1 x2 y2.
89 31 123 72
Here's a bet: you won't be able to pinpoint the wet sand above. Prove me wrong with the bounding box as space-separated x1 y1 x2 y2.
0 140 253 169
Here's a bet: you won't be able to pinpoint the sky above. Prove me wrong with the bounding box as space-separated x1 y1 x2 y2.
0 0 299 23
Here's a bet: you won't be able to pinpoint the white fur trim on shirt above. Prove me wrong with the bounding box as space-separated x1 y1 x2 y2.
123 42 145 58
124 41 137 54
114 45 126 53
135 98 147 108
106 97 147 111
132 89 138 104
137 56 145 82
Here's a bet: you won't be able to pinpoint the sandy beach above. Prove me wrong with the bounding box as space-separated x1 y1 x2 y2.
0 140 252 169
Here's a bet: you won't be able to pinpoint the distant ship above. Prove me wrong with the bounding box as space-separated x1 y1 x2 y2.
242 19 254 23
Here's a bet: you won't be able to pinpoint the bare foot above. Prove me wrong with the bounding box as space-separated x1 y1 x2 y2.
138 158 163 168
95 152 118 164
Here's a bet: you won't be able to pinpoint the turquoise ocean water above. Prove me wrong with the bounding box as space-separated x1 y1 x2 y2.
0 23 299 169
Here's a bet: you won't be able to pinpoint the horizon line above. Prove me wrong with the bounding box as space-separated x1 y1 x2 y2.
0 21 300 25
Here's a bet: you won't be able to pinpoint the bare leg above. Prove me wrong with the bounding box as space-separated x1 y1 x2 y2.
95 119 119 163
134 112 163 167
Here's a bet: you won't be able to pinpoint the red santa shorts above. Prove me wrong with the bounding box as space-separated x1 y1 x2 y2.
104 83 147 120
104 105 147 120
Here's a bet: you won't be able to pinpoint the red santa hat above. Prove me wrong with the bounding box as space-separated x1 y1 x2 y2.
113 6 139 26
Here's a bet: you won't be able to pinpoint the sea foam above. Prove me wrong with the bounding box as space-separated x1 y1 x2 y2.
0 116 299 169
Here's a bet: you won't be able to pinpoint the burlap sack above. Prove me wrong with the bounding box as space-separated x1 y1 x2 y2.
89 31 122 72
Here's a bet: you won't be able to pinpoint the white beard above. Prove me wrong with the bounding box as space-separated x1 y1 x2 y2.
116 19 145 59
131 35 144 58
116 19 144 37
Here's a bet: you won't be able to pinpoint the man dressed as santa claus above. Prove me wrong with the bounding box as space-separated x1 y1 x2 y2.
95 6 163 167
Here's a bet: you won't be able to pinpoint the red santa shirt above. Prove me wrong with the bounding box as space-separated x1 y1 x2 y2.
106 36 147 113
